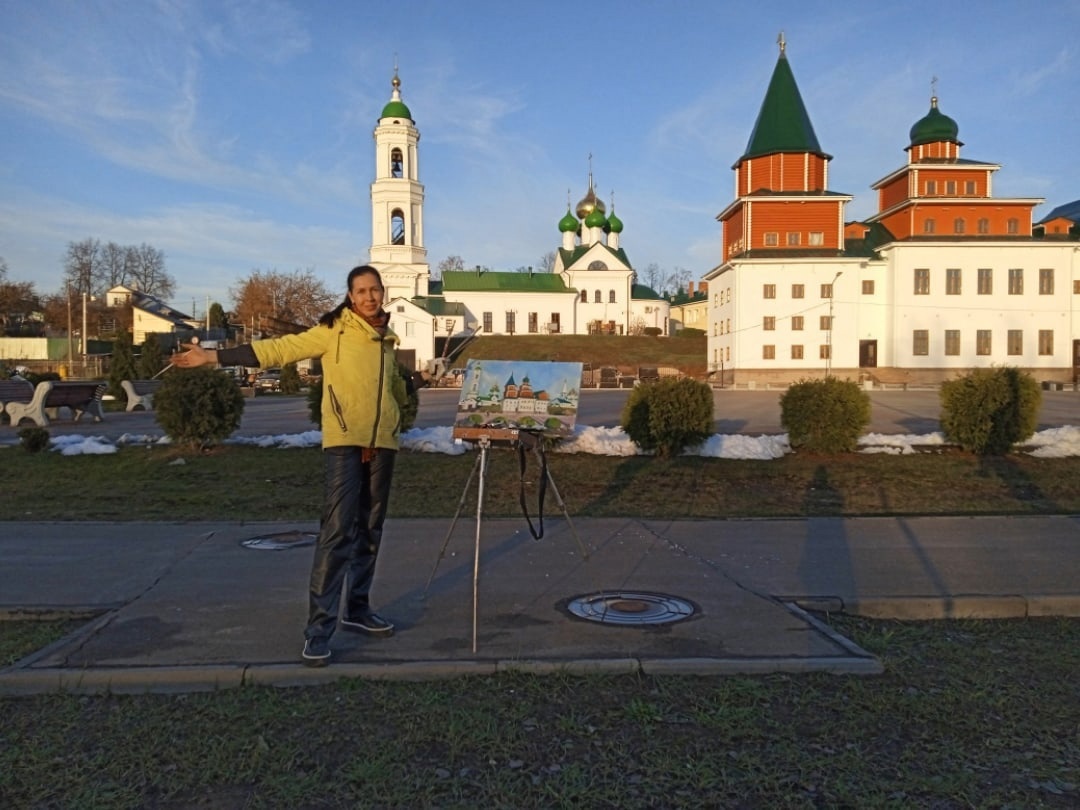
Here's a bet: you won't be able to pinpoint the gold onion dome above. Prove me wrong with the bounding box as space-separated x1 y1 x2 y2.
575 185 606 219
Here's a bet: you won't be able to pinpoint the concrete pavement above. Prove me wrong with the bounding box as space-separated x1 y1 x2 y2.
1 514 1078 694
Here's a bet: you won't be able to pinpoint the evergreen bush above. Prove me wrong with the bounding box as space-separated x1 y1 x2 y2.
137 338 167 379
780 377 870 453
18 427 50 453
155 366 245 451
107 329 138 399
279 363 301 394
939 366 1041 455
306 362 418 433
620 376 713 457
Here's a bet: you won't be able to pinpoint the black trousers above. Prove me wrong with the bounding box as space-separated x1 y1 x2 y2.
306 446 396 640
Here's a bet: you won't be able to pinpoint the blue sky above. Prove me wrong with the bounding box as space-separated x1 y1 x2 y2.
2 0 1078 316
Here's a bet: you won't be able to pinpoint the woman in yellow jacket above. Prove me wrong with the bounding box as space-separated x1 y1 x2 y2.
172 265 424 666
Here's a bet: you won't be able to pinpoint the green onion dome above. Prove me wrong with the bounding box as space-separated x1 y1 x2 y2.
909 97 959 147
558 207 579 233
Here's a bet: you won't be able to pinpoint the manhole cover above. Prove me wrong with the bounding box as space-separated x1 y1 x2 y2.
564 591 697 626
240 531 317 550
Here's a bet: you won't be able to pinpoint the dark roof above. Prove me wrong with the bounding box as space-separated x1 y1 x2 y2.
441 270 570 293
740 51 830 163
558 243 631 269
631 284 663 301
131 290 193 324
1036 199 1080 224
409 297 467 316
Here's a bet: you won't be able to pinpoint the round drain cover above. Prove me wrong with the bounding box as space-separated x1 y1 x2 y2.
564 591 697 626
240 531 317 551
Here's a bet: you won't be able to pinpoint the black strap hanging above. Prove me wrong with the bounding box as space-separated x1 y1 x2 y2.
517 431 548 539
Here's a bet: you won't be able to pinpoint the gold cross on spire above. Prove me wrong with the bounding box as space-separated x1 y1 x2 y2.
778 31 786 54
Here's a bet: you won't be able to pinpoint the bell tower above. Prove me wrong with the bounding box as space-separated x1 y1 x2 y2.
370 68 429 299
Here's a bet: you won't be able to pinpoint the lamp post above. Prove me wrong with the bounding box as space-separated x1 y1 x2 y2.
826 271 842 377
81 291 88 365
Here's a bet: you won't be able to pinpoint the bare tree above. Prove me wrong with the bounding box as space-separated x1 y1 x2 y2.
0 256 8 280
126 243 175 298
435 255 465 280
538 250 556 273
63 238 103 296
230 268 336 335
0 276 40 335
639 262 664 292
664 266 693 296
100 242 130 290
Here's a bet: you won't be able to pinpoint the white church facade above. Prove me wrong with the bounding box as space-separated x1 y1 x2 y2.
365 73 669 371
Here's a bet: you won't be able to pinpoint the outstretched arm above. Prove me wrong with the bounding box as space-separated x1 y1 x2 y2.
170 343 219 368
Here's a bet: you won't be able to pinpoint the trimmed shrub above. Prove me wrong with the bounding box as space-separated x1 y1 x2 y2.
155 366 245 451
18 427 50 453
137 338 167 379
675 328 705 338
620 376 713 457
781 377 870 453
643 326 663 337
939 366 1041 455
279 363 301 395
108 329 138 400
306 361 418 433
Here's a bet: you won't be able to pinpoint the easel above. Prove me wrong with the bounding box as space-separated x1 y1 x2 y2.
424 428 591 653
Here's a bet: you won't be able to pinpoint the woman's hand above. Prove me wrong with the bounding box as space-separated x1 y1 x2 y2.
170 343 218 368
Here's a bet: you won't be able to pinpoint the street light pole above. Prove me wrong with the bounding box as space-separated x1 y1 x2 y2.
81 291 88 365
826 271 842 377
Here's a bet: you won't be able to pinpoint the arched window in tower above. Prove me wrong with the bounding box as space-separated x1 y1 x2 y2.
594 290 602 303
390 148 403 178
580 290 587 303
608 290 616 303
391 208 405 245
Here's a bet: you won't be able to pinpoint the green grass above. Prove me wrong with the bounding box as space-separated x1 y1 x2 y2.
2 444 1080 520
2 617 1077 808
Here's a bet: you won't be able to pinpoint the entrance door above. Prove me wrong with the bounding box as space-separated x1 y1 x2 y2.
859 340 878 368
1073 340 1080 386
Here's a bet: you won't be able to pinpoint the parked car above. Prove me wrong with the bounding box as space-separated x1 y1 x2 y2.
254 369 282 392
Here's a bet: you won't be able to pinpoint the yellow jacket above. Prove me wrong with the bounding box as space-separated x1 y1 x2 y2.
251 308 407 450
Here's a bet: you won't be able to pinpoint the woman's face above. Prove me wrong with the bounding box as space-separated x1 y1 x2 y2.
348 272 385 318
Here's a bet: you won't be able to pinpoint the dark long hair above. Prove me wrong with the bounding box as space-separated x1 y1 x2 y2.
318 265 385 328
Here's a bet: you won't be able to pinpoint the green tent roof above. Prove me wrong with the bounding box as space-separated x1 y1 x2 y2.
741 52 829 162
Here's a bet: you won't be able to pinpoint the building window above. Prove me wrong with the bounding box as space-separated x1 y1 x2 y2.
763 284 776 299
913 330 929 356
528 312 538 333
821 283 834 299
819 345 831 360
953 218 965 234
945 180 956 195
1039 268 1054 295
924 218 936 234
1008 268 1023 295
1007 330 1023 355
977 218 989 234
786 232 800 246
965 180 976 195
390 148 403 178
726 318 731 334
791 316 804 331
763 316 776 331
1039 330 1054 355
791 345 804 360
791 284 804 299
1007 218 1019 234
944 330 960 356
946 268 961 295
925 180 937 195
764 232 778 246
580 290 587 303
390 208 406 244
763 345 775 360
404 321 415 337
914 268 930 295
1074 280 1080 294
505 312 516 333
594 290 602 303
809 232 824 246
725 346 730 362
820 315 833 331
482 312 493 332
976 330 992 356
609 290 616 303
978 268 992 295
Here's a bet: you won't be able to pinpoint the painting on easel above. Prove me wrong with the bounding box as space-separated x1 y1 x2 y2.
451 359 583 442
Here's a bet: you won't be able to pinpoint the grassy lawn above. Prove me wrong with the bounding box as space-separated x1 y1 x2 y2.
1 445 1078 807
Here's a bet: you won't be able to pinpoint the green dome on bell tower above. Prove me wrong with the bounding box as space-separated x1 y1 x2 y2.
909 96 960 148
380 72 413 121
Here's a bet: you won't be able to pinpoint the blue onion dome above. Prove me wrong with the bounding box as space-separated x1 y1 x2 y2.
559 207 579 233
909 96 959 147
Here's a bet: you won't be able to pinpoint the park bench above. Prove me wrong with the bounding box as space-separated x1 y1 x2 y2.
0 379 35 419
871 369 911 390
6 381 106 427
121 379 164 411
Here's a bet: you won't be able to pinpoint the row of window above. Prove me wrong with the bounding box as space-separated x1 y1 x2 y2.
922 179 977 196
922 217 1020 235
912 329 1055 356
580 290 618 303
913 267 1064 296
762 282 840 300
762 231 826 247
479 312 561 333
